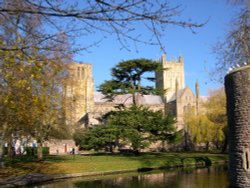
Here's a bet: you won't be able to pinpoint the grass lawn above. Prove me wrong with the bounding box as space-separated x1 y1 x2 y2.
0 152 228 179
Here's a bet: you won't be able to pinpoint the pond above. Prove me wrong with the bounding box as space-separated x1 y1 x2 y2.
31 165 228 188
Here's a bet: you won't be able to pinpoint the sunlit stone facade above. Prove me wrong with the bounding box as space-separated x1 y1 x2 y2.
65 54 201 130
64 62 94 126
155 54 200 129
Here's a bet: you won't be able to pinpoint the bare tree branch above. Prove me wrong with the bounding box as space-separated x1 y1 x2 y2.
213 4 249 82
0 0 205 53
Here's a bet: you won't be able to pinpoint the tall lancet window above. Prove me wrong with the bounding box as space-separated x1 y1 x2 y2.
81 67 84 79
77 67 81 78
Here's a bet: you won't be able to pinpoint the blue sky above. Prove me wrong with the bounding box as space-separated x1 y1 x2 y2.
74 0 241 96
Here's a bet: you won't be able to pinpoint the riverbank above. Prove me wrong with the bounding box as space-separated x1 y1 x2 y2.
0 152 228 187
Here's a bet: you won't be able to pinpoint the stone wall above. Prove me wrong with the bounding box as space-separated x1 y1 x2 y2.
64 63 94 127
225 65 250 187
90 102 165 126
156 53 185 102
176 87 196 130
44 139 78 154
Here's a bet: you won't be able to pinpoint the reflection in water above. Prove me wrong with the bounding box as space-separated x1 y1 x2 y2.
31 165 228 188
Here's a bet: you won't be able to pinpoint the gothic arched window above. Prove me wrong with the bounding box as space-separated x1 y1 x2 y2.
77 67 81 78
81 67 84 79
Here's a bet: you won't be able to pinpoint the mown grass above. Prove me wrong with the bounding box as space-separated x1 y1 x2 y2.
0 152 228 179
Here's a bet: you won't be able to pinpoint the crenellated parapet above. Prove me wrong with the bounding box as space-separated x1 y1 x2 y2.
156 53 185 102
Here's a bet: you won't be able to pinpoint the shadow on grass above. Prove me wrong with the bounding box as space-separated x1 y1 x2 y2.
179 156 212 167
127 153 213 172
2 152 221 179
5 152 213 167
2 155 73 178
115 152 213 169
4 155 72 164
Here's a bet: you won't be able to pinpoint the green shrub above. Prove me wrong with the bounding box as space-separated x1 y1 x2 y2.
24 147 49 155
3 147 7 155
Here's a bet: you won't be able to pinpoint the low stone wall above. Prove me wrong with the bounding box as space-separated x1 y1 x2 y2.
225 65 250 187
44 139 78 155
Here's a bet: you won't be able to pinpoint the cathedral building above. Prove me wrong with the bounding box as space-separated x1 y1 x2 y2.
64 54 201 130
155 54 200 129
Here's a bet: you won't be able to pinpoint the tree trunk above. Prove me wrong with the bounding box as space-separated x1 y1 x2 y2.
135 93 140 105
184 130 188 151
206 141 210 151
109 144 113 153
161 140 166 152
7 139 14 157
37 142 43 160
0 136 5 168
0 149 4 168
136 80 141 105
221 134 228 153
132 92 136 105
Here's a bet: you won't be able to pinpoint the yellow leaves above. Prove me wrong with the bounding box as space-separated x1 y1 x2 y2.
184 88 227 146
16 80 28 88
3 95 10 104
32 96 39 104
0 52 68 144
205 88 227 125
4 99 8 104
185 113 225 144
19 67 24 72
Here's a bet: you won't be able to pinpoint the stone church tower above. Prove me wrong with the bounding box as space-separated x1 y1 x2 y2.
156 53 199 129
63 57 200 130
64 62 94 127
156 53 185 102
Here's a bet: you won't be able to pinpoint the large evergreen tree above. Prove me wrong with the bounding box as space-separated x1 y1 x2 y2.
74 106 180 153
98 59 161 105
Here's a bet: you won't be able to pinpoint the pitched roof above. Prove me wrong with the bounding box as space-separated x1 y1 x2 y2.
94 92 163 105
168 87 194 102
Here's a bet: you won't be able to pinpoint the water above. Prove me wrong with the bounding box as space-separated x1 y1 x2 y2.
31 165 228 188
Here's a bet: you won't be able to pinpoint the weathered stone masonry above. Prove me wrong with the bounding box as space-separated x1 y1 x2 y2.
65 55 202 130
225 65 250 187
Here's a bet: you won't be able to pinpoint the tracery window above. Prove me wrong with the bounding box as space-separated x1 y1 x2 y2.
77 67 81 78
81 67 84 79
